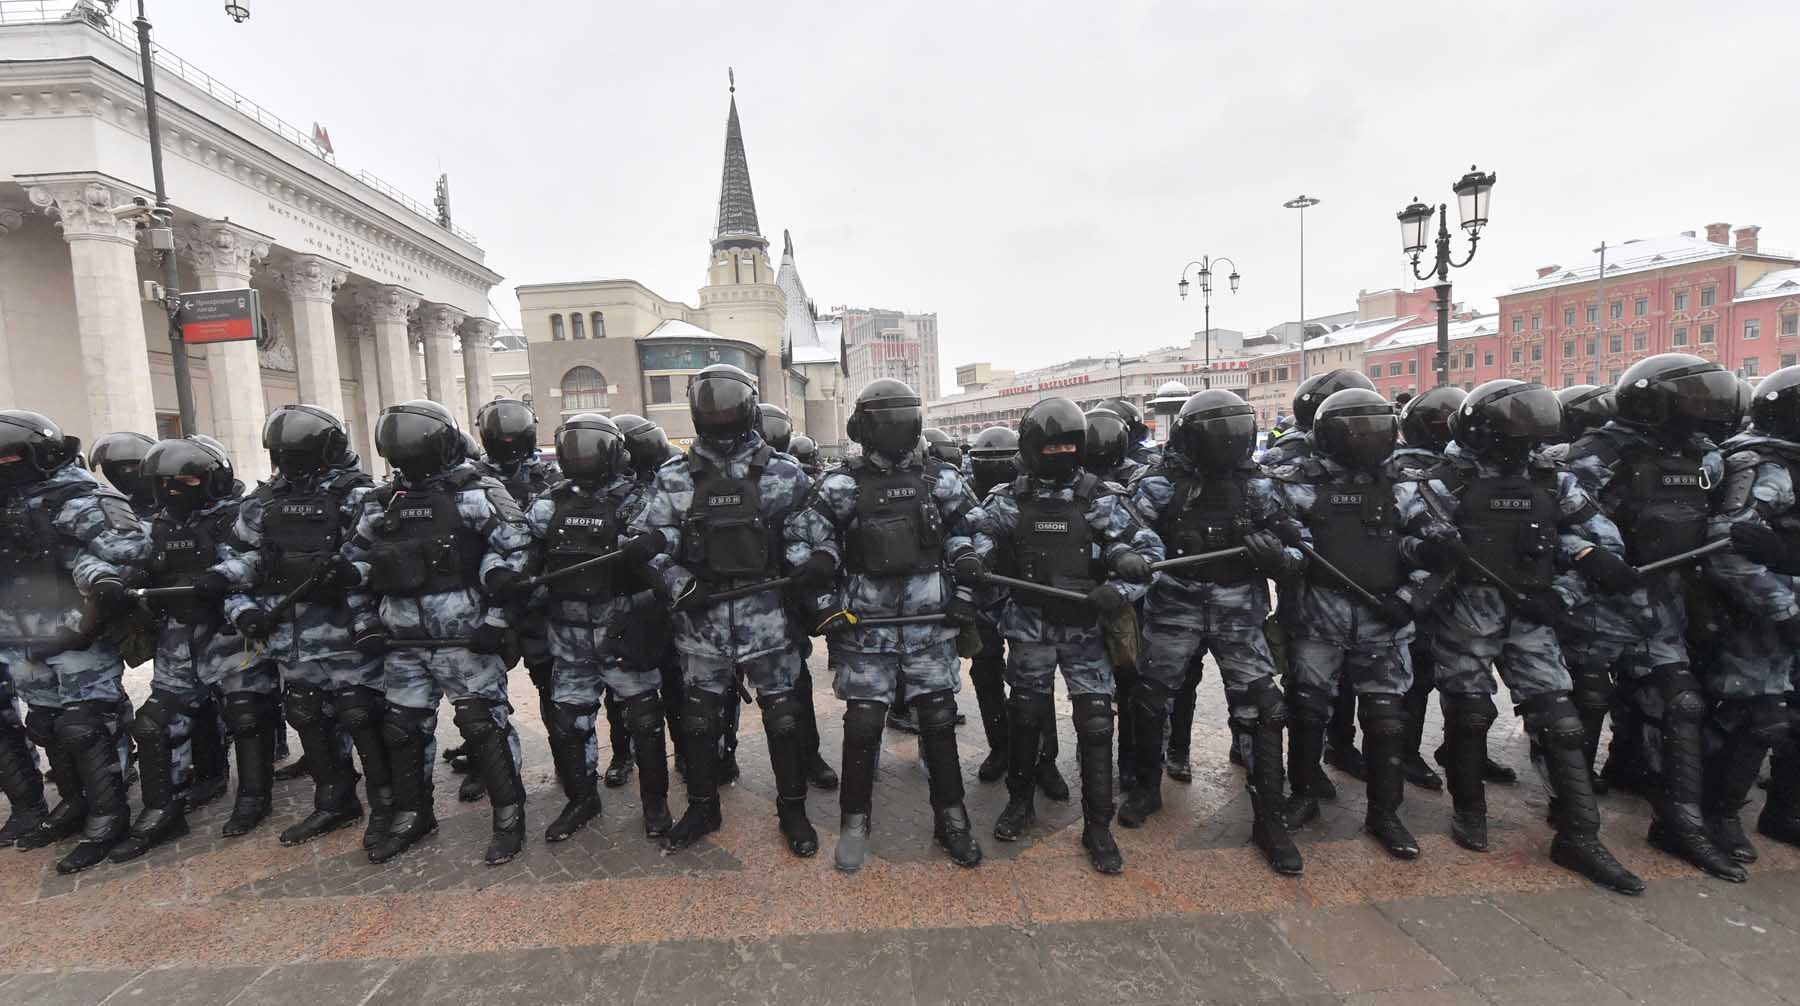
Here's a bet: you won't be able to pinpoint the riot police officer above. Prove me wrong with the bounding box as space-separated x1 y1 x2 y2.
208 406 386 849
961 398 1163 874
85 432 160 794
1552 385 1615 456
1096 398 1158 467
760 403 796 453
633 365 821 856
759 404 836 790
520 414 671 840
789 380 982 871
345 400 535 866
1 412 148 873
1260 369 1378 468
1129 390 1303 875
1268 388 1421 860
790 436 822 479
922 427 962 469
1402 381 1644 893
1392 387 1464 792
1564 354 1745 881
613 414 687 775
89 432 156 512
1085 407 1148 789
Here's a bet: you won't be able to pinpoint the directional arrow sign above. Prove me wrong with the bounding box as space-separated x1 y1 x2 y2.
179 288 263 345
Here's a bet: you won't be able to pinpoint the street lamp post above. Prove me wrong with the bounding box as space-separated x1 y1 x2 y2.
1177 256 1240 389
1283 195 1320 381
1397 166 1497 388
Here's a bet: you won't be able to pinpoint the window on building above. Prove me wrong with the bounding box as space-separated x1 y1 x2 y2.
1448 355 1459 372
1674 291 1688 312
1586 339 1597 356
1633 332 1646 352
1484 352 1495 367
1609 335 1623 354
590 312 606 338
1674 327 1689 346
550 314 565 341
1388 362 1402 376
1408 359 1419 375
570 313 586 340
1563 307 1576 328
1463 352 1474 369
1702 286 1716 307
1701 324 1716 344
1276 367 1289 381
1783 353 1797 368
1512 316 1523 334
1511 347 1523 365
1563 374 1575 388
1784 314 1800 337
1463 381 1475 391
1610 300 1623 321
1563 340 1576 359
1745 357 1761 378
521 393 534 408
1586 305 1599 326
1531 344 1543 362
649 376 672 405
1531 313 1542 332
1369 367 1382 379
1608 369 1622 384
1635 297 1648 318
1746 319 1761 341
560 366 609 411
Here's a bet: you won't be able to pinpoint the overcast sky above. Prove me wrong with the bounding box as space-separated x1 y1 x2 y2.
142 0 1799 392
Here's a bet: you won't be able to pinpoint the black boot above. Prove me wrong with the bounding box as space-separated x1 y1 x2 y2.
366 704 438 864
1247 681 1302 875
16 707 85 851
187 694 230 809
1114 664 1140 792
108 692 189 862
1360 694 1419 861
1283 686 1332 828
1441 693 1496 853
603 692 634 789
1570 664 1613 794
1529 694 1644 895
1324 678 1365 780
834 700 885 872
1759 701 1800 846
278 685 363 847
994 691 1048 841
1036 719 1070 801
54 702 128 874
0 705 49 845
1402 671 1442 791
1706 700 1781 865
793 669 837 791
1073 694 1123 875
1118 681 1169 828
221 692 277 838
622 692 673 838
451 699 527 866
1649 668 1746 882
759 690 819 858
1167 678 1198 782
544 701 603 843
915 691 981 867
663 691 723 853
971 637 1010 783
336 685 394 852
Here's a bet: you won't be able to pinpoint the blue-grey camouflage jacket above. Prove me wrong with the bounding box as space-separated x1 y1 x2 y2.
480 453 562 506
786 449 976 654
149 494 254 681
1705 432 1800 624
1266 453 1418 644
1259 430 1313 468
522 472 656 666
1132 456 1299 628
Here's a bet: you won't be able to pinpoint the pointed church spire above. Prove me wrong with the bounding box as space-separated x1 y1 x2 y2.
713 67 766 252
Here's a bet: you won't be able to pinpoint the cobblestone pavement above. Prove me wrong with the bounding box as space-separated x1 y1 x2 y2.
4 649 1800 1004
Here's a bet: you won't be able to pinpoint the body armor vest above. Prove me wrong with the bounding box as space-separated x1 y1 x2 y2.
1304 465 1402 595
149 506 234 624
496 459 553 507
258 477 365 596
846 457 944 576
1007 473 1103 626
1595 435 1709 565
1160 465 1256 584
1721 438 1800 538
1451 466 1558 593
543 482 624 600
681 448 778 582
365 473 487 597
0 483 86 615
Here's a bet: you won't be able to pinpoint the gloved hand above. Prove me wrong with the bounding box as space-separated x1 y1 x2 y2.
1113 551 1153 584
189 571 231 600
796 551 838 588
320 556 362 590
1244 530 1289 576
946 596 981 627
1376 595 1415 627
26 626 84 662
621 529 665 564
1516 590 1567 626
1777 614 1800 650
812 608 857 637
482 567 526 601
469 623 507 654
1417 525 1467 574
234 608 273 640
671 580 712 613
1087 583 1128 614
88 577 127 607
951 550 985 587
1732 522 1797 572
354 626 387 656
1576 546 1641 593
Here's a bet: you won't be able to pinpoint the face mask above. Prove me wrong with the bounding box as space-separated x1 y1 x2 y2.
1034 450 1080 482
276 451 323 479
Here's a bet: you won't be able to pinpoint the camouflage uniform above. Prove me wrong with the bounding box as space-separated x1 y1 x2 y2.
1259 430 1313 468
0 662 47 842
477 453 561 693
1126 442 1162 469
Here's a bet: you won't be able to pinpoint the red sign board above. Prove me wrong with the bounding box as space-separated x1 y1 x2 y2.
179 288 263 345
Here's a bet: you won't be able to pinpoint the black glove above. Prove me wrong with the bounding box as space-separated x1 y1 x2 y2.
188 571 231 600
813 608 857 637
88 577 127 607
26 626 84 662
483 567 526 601
354 627 387 656
1376 595 1415 627
320 556 362 590
1576 547 1641 594
1087 584 1128 614
621 530 665 564
1777 615 1800 650
946 596 980 627
234 608 273 640
1244 530 1288 576
951 550 985 587
671 580 712 613
1113 551 1153 584
796 551 838 588
1516 590 1567 626
469 623 507 654
1417 526 1467 574
1732 522 1798 572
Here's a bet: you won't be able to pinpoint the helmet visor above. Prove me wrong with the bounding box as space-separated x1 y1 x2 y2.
375 410 451 472
555 426 623 482
862 405 923 458
1320 414 1397 469
759 412 794 451
1180 412 1256 470
1485 386 1563 446
690 377 756 440
1671 368 1745 432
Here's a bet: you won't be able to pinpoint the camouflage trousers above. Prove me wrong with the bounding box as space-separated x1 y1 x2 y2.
1004 624 1114 699
1140 615 1280 724
1702 624 1794 703
384 645 520 770
680 649 802 700
552 657 662 776
827 640 962 705
1430 617 1571 705
0 665 36 772
3 643 126 709
1290 637 1413 698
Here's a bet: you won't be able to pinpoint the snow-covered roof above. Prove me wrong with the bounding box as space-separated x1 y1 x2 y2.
775 230 839 364
1509 233 1742 293
643 318 726 340
1301 315 1416 351
1738 267 1800 304
1366 314 1499 352
795 317 840 365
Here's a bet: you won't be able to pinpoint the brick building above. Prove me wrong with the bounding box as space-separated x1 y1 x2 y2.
1361 314 1503 401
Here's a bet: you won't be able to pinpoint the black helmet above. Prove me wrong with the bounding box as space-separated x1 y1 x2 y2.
1017 397 1087 481
1735 378 1757 436
1170 390 1257 472
376 400 463 480
1399 386 1466 451
849 379 923 459
554 413 625 485
922 426 961 466
1313 388 1398 470
1751 366 1800 440
475 398 539 465
688 364 759 443
1555 385 1614 442
0 410 77 489
968 425 1020 496
263 404 348 478
1083 410 1131 472
789 435 819 467
1096 398 1148 443
1614 353 1740 439
757 403 794 452
612 413 676 476
1292 369 1377 431
1451 380 1561 466
143 435 235 512
89 431 156 503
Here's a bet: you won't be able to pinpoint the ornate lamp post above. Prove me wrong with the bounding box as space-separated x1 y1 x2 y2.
1177 256 1240 389
1398 166 1497 388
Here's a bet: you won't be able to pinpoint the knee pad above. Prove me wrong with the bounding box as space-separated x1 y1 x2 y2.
1516 691 1579 736
843 699 887 744
1245 677 1288 727
283 683 329 730
55 701 116 747
1071 694 1114 739
24 706 60 748
130 691 186 746
1441 692 1499 733
1005 688 1052 725
335 686 384 733
1664 687 1708 728
756 689 805 739
223 692 271 735
1289 684 1334 727
1655 663 1705 718
545 701 596 743
679 690 722 737
381 703 435 748
451 698 505 744
911 691 959 734
1750 697 1789 748
1357 693 1406 737
621 692 665 737
1570 666 1613 713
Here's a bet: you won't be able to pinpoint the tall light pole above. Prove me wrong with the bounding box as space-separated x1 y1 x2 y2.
1396 166 1498 388
1283 195 1320 382
1177 256 1241 389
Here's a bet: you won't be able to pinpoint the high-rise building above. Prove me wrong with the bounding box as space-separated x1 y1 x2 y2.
839 307 941 402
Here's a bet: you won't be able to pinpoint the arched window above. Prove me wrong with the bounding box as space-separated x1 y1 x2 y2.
550 313 565 341
591 312 606 339
561 366 608 411
520 393 534 408
571 313 586 340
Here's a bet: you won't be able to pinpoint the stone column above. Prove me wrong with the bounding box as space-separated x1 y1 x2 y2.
459 316 498 424
0 207 23 407
274 253 348 418
418 303 466 427
23 176 157 438
357 285 420 412
348 305 384 470
183 221 273 483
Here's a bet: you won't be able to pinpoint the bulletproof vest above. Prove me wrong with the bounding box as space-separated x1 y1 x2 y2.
149 505 234 624
543 482 624 600
1594 435 1709 565
497 459 553 507
1007 473 1104 626
1721 437 1800 537
1160 464 1256 584
1303 462 1402 595
845 457 944 576
681 447 779 582
1451 466 1558 593
365 471 487 597
0 483 86 615
258 477 364 595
